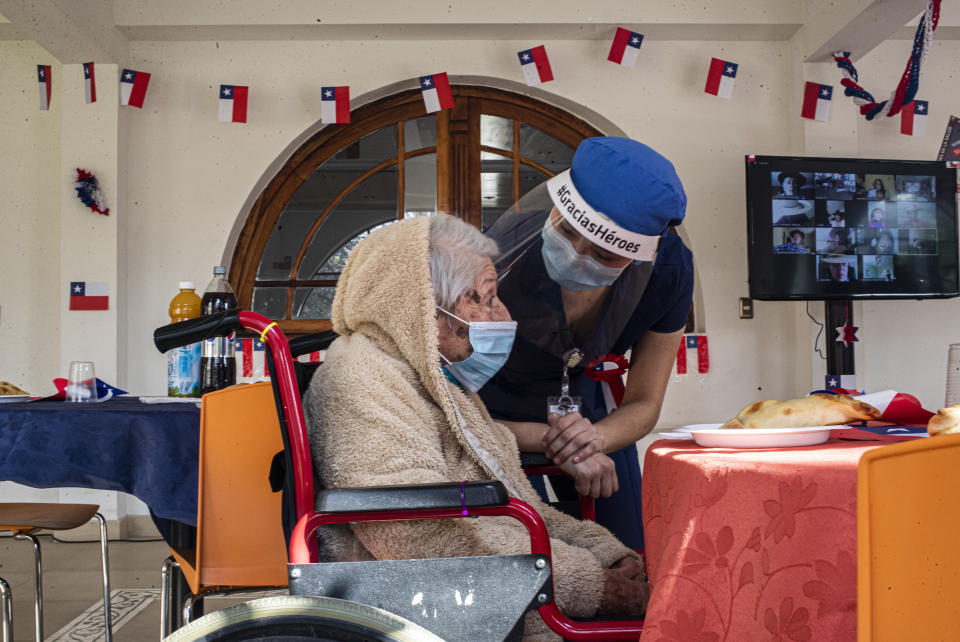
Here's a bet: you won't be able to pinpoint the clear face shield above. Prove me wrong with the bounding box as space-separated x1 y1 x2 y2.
483 177 658 375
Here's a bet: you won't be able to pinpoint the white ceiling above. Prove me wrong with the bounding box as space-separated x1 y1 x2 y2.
0 0 955 64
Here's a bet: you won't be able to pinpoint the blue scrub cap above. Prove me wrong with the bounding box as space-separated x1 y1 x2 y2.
569 137 687 235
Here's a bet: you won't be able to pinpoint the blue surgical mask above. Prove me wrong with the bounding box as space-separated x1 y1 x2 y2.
541 218 628 290
437 307 517 392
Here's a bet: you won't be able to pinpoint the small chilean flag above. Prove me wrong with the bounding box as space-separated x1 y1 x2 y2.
38 65 52 110
321 86 350 124
69 281 109 311
608 28 643 67
120 69 151 108
704 58 737 99
675 335 709 375
901 99 928 136
235 339 270 383
83 62 96 104
420 72 454 113
801 82 832 122
218 84 248 123
518 45 553 86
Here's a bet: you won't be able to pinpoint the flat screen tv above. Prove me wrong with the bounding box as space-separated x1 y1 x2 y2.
745 155 959 300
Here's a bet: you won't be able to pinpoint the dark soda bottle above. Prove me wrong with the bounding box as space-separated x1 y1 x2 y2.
199 266 238 395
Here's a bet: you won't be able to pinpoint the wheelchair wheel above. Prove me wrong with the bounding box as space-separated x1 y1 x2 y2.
165 596 445 642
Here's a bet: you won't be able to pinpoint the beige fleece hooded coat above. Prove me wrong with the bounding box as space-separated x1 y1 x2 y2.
304 217 637 640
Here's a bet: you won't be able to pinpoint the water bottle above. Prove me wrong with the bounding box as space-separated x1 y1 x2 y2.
167 282 202 397
199 266 238 394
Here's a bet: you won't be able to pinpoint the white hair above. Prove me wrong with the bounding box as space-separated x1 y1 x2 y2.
428 213 499 313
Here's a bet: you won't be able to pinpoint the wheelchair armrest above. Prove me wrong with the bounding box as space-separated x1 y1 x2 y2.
315 481 508 513
520 452 553 467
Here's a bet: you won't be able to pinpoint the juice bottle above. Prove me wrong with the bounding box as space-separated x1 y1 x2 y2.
167 282 202 397
199 266 238 394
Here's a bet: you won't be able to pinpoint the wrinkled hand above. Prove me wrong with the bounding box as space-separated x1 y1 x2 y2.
600 557 650 618
544 411 606 465
557 452 618 499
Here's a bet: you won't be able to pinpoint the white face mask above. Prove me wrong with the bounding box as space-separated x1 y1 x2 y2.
540 218 629 290
437 306 518 392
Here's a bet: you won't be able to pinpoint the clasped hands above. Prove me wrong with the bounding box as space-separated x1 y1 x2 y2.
544 411 618 498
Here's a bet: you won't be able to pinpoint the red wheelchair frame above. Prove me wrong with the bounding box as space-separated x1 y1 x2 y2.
155 310 643 641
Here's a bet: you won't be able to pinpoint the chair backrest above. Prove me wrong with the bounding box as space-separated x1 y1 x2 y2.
857 433 960 641
193 382 289 591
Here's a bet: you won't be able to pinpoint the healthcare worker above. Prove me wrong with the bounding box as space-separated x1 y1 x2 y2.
479 137 693 549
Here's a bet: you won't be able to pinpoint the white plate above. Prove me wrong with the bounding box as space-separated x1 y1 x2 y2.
0 395 30 403
681 423 850 448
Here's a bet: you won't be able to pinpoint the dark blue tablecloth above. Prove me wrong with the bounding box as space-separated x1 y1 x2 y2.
0 397 201 526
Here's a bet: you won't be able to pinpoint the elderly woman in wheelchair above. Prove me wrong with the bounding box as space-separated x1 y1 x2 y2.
302 214 648 640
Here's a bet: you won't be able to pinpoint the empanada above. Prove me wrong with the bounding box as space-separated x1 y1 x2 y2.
927 404 960 436
0 381 29 396
721 393 881 429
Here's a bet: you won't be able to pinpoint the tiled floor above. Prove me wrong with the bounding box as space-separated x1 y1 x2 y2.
0 536 267 641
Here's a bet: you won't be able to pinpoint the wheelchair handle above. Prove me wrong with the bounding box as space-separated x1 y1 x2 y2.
288 331 337 358
153 310 241 353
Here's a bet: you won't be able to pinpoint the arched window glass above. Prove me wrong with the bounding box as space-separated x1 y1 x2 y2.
229 86 696 335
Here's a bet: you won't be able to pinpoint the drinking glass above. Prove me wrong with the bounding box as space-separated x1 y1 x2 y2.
946 344 960 407
67 361 97 402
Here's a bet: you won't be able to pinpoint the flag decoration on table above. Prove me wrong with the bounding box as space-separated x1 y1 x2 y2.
38 64 52 110
69 281 109 311
235 338 270 383
704 58 737 99
321 86 350 124
419 72 454 113
855 390 935 425
608 27 643 68
801 82 833 121
675 335 709 375
517 45 553 86
83 62 96 104
218 84 248 123
120 69 151 108
901 99 928 136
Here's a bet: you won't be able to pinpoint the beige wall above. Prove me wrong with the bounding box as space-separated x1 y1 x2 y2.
3 33 959 423
0 40 61 395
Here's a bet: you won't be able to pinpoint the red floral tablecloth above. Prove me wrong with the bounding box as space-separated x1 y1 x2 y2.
641 439 884 642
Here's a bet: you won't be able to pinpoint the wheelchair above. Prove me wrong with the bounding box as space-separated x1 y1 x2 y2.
154 310 644 641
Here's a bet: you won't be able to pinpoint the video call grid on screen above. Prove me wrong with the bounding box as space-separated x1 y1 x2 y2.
745 156 959 300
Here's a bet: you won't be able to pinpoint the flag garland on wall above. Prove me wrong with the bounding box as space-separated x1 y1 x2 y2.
73 168 109 215
831 0 941 121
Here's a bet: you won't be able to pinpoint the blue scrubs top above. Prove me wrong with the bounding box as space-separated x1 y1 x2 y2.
479 231 694 549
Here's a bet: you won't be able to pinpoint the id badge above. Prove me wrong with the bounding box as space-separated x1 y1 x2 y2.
547 395 581 416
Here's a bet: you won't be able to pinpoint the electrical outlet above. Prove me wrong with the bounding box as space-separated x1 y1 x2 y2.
739 297 754 319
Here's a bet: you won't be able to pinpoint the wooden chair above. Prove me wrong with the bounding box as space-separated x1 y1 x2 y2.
0 503 111 642
857 433 960 641
161 382 289 637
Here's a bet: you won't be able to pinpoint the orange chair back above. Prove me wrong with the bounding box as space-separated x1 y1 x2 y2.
174 382 288 593
857 433 960 641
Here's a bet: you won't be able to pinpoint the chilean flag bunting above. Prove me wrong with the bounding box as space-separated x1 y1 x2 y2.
608 28 643 68
704 58 737 99
900 99 928 136
38 65 52 110
675 335 710 375
420 73 454 113
801 82 833 122
321 86 350 124
218 84 248 123
83 62 96 104
518 45 553 86
120 69 151 108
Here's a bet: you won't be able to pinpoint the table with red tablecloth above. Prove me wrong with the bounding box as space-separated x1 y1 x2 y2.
640 437 897 641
